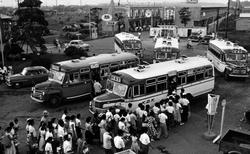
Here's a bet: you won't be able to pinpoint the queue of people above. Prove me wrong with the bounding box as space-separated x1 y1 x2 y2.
84 89 191 154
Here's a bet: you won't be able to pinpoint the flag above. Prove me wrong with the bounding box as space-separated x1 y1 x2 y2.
206 94 220 115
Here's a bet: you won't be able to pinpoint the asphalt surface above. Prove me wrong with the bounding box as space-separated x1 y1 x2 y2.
1 32 250 154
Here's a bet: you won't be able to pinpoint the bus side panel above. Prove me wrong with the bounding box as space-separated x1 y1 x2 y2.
180 77 215 97
125 90 169 111
207 50 226 73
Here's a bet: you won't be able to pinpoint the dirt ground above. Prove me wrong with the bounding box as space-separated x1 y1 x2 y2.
1 32 250 154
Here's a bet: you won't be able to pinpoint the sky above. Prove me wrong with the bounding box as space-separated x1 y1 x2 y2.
0 0 232 7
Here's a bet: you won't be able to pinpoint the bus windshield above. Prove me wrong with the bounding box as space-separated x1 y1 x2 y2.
106 80 128 97
49 70 65 83
226 53 247 62
124 40 142 50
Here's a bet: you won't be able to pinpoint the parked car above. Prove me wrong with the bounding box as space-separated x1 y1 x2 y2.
5 66 49 88
65 40 90 51
200 35 214 45
189 32 202 42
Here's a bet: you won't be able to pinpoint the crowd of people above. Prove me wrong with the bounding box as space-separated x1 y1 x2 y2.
0 88 191 154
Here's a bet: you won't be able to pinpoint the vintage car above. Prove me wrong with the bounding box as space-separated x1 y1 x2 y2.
5 66 49 88
65 40 90 51
189 32 202 42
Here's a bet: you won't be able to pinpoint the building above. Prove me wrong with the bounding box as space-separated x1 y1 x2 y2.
236 13 250 31
0 14 12 42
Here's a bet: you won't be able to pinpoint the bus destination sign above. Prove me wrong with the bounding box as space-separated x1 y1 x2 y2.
111 75 121 82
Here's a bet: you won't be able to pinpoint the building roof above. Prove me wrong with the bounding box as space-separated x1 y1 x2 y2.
154 37 179 49
0 14 12 20
239 13 250 18
116 56 212 80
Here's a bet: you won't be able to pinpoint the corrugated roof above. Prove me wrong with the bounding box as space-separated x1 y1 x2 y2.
0 14 12 19
239 13 250 18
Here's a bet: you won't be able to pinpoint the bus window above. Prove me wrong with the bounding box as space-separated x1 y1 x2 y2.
146 85 156 94
110 63 119 72
91 68 100 81
80 73 90 81
205 66 213 78
177 71 187 85
157 82 167 92
195 67 204 81
146 78 156 85
127 87 132 98
140 84 145 95
133 85 139 96
187 74 195 83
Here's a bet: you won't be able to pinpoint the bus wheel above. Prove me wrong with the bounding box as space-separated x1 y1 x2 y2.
49 96 61 107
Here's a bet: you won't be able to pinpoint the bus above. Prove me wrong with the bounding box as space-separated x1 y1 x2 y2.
89 56 215 113
114 32 143 58
154 37 180 62
207 39 249 79
31 52 139 106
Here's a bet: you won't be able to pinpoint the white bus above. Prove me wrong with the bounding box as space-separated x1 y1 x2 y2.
154 37 180 62
207 39 249 79
89 56 215 113
114 32 143 58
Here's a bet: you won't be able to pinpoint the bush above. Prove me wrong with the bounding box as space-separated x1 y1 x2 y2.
64 46 88 57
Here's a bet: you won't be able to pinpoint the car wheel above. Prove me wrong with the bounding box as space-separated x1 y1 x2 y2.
49 96 61 107
14 82 22 88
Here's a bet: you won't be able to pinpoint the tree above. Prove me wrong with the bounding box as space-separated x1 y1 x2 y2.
178 7 191 27
12 0 48 54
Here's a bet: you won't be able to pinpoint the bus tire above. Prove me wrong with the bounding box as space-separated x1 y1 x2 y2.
49 95 61 107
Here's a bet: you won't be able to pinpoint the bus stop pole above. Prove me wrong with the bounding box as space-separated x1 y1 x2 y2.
213 99 226 143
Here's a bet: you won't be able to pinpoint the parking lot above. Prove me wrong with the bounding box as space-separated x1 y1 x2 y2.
1 32 250 154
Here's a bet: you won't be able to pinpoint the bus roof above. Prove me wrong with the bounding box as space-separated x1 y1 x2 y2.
115 56 212 80
54 52 138 71
154 37 179 49
115 32 140 42
209 39 247 53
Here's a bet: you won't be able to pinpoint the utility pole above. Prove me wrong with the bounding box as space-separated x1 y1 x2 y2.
216 8 219 32
0 18 4 68
225 0 230 39
89 8 92 40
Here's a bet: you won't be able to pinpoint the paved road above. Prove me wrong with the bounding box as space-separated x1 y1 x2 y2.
1 32 250 154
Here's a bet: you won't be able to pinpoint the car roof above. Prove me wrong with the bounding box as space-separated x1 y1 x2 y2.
23 66 47 71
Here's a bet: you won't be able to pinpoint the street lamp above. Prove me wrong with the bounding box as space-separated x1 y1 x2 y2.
225 0 230 39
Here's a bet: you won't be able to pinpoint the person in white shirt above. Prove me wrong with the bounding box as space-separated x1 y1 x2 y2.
114 130 125 152
61 109 68 124
103 127 113 154
45 128 53 141
63 134 73 154
165 101 175 114
158 112 168 139
139 127 151 154
179 94 190 123
118 118 128 133
57 119 65 139
98 115 107 143
152 102 160 115
93 80 102 96
106 109 113 122
45 137 53 154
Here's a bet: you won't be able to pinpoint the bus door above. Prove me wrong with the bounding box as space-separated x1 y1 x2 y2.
62 71 92 99
167 70 177 95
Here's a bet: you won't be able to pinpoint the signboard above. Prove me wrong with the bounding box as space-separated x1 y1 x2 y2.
206 94 220 115
101 14 112 22
111 75 121 82
145 10 152 18
90 62 99 69
106 21 117 25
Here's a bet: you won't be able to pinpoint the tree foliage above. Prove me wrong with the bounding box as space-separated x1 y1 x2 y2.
178 7 191 27
12 0 48 54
